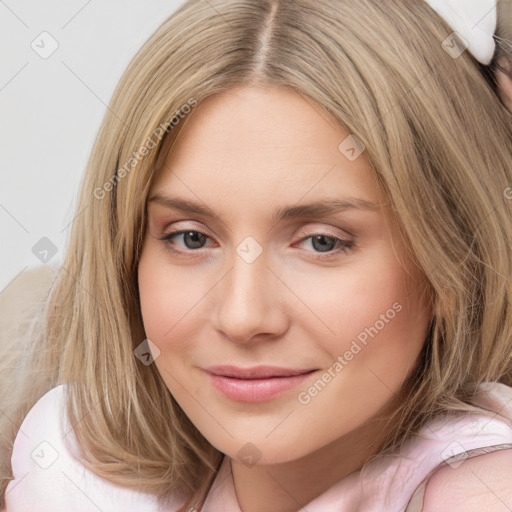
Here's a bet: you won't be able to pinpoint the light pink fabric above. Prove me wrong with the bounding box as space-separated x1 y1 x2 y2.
4 384 186 512
5 382 512 511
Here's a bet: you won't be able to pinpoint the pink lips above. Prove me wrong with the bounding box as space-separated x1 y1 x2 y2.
203 365 317 402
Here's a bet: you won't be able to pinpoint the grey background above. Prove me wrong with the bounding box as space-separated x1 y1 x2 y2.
1 0 184 292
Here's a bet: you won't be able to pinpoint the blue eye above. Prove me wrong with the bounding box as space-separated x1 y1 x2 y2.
298 234 354 255
159 230 211 253
158 229 355 259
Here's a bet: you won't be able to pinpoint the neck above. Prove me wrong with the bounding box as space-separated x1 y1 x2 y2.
230 404 400 512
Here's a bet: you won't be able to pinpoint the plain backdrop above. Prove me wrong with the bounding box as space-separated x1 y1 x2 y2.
1 0 185 292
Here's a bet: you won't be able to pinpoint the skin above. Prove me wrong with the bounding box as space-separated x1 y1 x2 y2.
496 55 512 112
137 85 433 512
422 449 512 511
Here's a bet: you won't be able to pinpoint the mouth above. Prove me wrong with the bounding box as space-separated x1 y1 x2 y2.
202 365 318 402
204 365 317 379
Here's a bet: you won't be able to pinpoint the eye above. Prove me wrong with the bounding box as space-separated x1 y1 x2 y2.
159 229 213 254
158 228 355 260
296 233 355 259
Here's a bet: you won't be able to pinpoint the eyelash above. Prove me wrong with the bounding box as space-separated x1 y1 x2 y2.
158 227 355 260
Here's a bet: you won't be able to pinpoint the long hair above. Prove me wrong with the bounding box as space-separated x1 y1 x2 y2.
2 0 512 510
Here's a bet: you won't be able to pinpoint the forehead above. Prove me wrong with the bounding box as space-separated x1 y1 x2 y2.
151 86 382 211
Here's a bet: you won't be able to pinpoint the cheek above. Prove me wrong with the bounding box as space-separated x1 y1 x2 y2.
137 246 216 360
289 265 430 446
137 253 205 394
138 247 186 346
287 248 425 345
296 247 431 388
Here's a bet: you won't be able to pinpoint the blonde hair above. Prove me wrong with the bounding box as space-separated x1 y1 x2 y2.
2 0 512 510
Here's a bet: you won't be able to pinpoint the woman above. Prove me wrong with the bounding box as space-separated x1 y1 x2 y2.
2 1 512 510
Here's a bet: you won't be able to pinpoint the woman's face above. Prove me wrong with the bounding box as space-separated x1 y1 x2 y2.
138 85 432 465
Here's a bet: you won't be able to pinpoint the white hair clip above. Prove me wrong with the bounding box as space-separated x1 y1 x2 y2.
425 0 498 64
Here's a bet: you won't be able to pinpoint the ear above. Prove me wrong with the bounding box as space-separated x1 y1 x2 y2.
496 56 512 111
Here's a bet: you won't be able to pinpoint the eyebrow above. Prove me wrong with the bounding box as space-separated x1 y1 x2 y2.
148 194 381 223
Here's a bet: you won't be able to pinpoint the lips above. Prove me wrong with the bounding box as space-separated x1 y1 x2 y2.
204 367 317 402
204 365 317 379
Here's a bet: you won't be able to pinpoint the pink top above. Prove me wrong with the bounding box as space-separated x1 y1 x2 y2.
5 382 512 511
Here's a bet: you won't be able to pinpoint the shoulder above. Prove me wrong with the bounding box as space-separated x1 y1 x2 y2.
5 384 174 511
8 384 67 476
421 448 512 511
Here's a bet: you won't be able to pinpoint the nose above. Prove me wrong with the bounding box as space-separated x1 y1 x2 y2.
214 244 289 344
